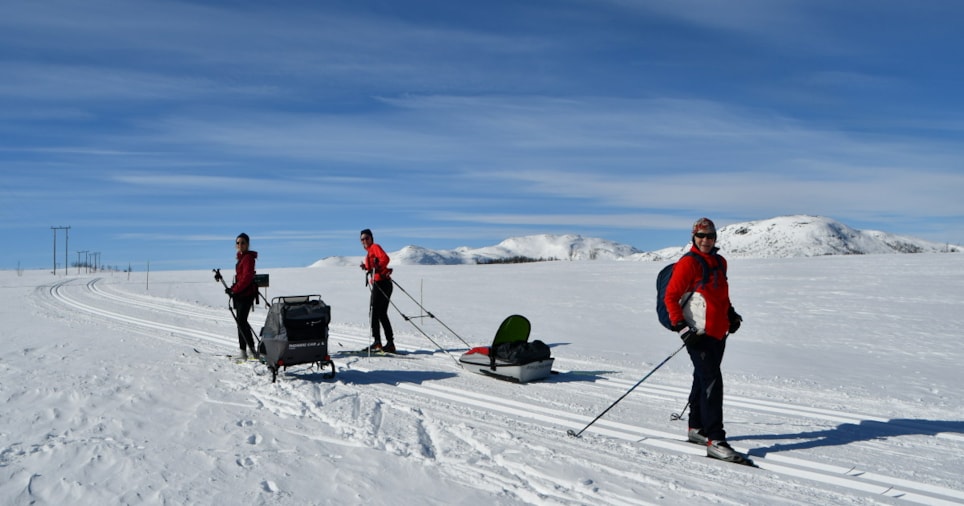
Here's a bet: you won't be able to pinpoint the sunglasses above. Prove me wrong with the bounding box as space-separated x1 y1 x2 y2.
236 240 247 245
694 232 717 240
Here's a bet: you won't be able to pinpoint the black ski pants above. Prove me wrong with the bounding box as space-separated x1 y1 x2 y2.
233 294 257 352
370 278 394 343
686 336 727 442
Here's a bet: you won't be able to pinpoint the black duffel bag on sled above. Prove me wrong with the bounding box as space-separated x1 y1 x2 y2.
260 295 335 383
458 315 554 383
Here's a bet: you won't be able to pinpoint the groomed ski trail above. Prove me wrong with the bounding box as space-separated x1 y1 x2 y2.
35 276 964 505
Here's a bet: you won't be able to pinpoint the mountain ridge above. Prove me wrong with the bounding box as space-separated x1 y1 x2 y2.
312 215 961 267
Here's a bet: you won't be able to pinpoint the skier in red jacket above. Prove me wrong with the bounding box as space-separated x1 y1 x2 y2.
664 218 744 462
229 233 260 360
360 229 395 353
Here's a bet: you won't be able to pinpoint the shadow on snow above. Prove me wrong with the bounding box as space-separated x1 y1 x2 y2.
732 419 964 457
335 369 459 386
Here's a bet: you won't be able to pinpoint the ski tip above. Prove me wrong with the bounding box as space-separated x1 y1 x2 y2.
707 455 758 467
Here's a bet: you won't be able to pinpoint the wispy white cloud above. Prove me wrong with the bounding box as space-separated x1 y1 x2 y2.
2 0 963 268
0 63 261 102
430 211 691 229
599 0 849 55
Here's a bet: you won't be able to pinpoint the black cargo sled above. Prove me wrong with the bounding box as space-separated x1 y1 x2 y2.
260 295 335 383
458 315 554 383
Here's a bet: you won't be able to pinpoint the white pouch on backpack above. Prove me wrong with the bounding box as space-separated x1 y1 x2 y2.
681 291 707 334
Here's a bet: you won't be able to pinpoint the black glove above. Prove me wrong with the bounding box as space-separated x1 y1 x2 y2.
669 320 688 332
728 307 742 334
680 328 701 345
225 288 233 296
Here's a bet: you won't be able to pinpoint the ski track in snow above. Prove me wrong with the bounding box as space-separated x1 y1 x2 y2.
29 276 964 505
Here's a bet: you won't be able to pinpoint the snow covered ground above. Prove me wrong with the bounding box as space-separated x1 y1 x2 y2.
2 253 963 505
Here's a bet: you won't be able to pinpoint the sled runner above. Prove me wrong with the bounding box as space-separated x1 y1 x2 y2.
260 295 335 383
459 315 553 383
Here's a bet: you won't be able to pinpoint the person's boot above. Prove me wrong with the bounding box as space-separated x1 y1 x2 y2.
707 440 740 462
687 428 708 445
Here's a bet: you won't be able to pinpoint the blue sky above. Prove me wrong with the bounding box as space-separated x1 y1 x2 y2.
2 0 962 271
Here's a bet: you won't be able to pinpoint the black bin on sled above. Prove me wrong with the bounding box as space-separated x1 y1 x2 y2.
260 295 335 383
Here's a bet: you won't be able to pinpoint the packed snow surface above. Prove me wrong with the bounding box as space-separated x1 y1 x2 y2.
2 252 963 505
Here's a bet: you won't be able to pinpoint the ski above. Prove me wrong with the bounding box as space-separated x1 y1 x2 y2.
707 454 757 467
684 434 757 467
704 442 757 467
227 354 264 364
193 348 264 364
335 347 410 358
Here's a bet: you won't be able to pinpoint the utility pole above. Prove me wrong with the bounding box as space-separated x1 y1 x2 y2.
51 226 70 275
77 250 89 274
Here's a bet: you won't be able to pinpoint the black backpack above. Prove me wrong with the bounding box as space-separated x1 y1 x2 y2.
655 251 723 330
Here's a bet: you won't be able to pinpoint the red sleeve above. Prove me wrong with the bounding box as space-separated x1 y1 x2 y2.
233 254 255 294
664 255 699 325
369 244 391 278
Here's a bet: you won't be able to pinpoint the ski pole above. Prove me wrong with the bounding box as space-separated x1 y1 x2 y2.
255 289 271 309
567 341 687 438
366 269 373 358
391 278 472 348
213 269 239 323
214 268 261 351
668 331 726 422
372 278 462 368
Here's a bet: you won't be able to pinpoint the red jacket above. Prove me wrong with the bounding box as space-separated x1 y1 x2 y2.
362 243 392 282
664 246 730 339
232 250 258 296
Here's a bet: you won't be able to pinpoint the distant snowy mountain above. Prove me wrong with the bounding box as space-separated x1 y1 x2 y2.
313 234 640 267
643 215 962 261
714 215 959 258
310 215 960 266
394 234 640 265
